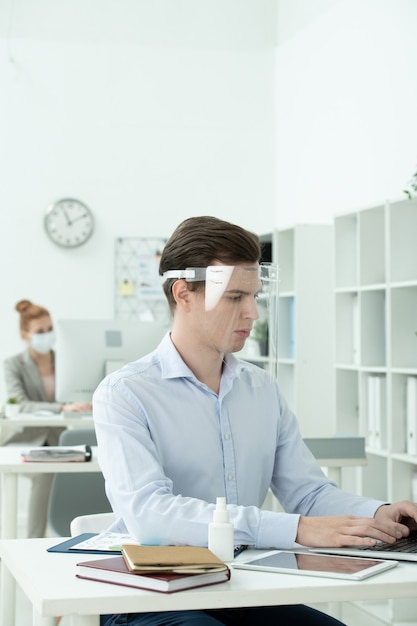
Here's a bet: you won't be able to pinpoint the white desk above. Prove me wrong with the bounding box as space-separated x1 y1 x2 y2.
0 447 102 626
1 538 417 626
0 413 94 444
0 446 101 540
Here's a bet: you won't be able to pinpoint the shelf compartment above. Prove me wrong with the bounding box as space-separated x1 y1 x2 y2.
278 295 295 360
334 213 358 289
391 373 409 454
335 291 359 365
358 205 386 286
390 285 417 369
361 373 387 451
277 229 294 293
389 198 417 283
360 289 386 367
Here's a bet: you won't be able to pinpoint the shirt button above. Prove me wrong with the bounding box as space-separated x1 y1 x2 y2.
228 474 233 481
224 434 230 440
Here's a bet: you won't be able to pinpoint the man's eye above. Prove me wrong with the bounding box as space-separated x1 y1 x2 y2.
227 295 243 302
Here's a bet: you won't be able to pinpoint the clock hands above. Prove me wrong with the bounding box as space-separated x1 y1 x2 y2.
69 212 89 225
61 200 89 227
61 211 88 227
62 207 72 226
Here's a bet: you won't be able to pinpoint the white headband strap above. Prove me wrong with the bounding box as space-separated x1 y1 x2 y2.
162 268 207 282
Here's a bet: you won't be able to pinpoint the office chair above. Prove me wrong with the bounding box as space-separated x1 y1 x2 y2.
47 428 113 536
70 511 116 536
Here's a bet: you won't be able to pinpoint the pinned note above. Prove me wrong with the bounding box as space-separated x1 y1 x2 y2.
119 280 134 296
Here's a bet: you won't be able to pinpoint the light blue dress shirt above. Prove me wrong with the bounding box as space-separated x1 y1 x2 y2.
93 332 384 549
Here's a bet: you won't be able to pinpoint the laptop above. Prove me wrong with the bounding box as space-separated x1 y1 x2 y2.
312 530 417 562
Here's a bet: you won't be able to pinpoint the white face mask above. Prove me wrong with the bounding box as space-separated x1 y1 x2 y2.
30 330 56 355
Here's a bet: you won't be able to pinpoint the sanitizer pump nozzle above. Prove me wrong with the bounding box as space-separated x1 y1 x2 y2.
208 497 234 562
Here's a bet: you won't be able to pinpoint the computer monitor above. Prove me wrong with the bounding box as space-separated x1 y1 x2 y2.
55 318 170 403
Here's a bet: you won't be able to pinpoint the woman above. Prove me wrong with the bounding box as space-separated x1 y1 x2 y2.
4 299 92 537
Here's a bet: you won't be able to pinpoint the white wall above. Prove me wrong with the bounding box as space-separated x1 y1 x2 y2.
2 0 417 403
0 0 277 401
275 0 417 227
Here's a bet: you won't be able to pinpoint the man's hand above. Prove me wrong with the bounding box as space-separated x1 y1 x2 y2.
296 511 410 548
374 501 417 532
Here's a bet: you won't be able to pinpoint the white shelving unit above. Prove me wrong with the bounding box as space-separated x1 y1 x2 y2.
275 224 335 438
334 197 417 624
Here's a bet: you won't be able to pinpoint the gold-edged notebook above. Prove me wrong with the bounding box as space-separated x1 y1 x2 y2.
122 544 228 575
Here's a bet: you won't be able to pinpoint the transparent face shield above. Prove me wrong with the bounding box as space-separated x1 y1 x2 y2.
163 263 279 380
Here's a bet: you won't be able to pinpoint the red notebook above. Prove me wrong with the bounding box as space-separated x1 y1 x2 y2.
76 556 231 593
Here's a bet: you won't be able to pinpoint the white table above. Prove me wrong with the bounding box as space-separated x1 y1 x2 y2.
0 447 102 626
0 446 100 540
0 413 94 444
1 538 417 626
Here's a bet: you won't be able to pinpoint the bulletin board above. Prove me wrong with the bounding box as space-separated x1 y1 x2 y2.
114 237 170 321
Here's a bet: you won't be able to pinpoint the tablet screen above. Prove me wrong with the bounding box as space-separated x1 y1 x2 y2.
248 551 380 574
233 550 398 580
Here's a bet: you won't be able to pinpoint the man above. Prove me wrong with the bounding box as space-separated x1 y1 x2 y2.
94 216 417 626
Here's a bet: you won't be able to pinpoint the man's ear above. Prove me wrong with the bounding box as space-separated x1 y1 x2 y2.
171 279 191 310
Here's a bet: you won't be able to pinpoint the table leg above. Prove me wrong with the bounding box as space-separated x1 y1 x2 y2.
0 570 14 626
0 560 16 626
0 473 18 626
1 472 18 538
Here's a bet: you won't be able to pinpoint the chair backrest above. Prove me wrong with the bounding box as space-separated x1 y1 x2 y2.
70 511 116 536
47 428 113 536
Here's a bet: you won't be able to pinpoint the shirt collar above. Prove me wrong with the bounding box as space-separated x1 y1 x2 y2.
157 332 194 380
157 331 246 383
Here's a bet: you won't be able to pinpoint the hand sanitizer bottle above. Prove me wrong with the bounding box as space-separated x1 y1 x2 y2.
208 496 234 562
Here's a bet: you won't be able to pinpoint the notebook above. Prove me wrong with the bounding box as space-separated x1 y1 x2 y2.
121 544 228 574
76 555 231 593
312 530 417 562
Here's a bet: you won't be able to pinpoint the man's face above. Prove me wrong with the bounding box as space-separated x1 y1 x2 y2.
191 263 262 355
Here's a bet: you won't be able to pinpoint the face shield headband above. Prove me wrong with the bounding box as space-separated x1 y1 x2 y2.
163 263 279 379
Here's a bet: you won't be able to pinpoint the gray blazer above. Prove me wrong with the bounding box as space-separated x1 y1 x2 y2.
3 350 64 445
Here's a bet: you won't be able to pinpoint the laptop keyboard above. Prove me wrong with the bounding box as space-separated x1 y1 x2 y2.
361 531 417 554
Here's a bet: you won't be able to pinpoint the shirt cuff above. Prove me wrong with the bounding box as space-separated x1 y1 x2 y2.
256 510 300 549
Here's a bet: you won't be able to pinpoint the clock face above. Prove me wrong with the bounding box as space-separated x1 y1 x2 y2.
44 198 94 248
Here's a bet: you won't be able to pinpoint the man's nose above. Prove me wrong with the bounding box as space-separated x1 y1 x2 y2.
243 299 259 320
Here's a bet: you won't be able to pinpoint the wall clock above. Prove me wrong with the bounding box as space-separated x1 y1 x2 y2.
44 198 94 248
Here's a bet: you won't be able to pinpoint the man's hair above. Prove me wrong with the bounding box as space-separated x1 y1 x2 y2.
159 216 261 312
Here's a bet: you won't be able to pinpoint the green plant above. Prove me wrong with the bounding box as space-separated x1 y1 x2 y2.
251 319 268 342
403 166 417 199
6 397 18 404
250 319 269 356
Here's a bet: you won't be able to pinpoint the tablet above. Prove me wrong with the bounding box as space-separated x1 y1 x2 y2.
232 549 398 580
